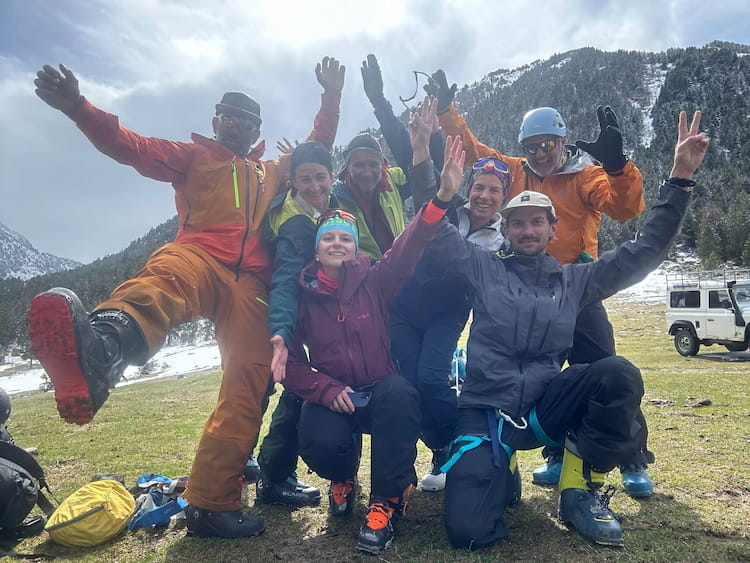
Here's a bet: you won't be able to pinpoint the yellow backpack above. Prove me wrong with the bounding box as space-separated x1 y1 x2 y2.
45 480 135 546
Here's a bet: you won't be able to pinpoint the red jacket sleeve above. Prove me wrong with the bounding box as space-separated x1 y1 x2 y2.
67 97 193 183
369 204 442 304
274 89 342 182
306 90 341 150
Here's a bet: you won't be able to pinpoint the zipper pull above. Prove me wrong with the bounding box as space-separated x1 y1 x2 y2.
231 159 240 208
255 164 265 193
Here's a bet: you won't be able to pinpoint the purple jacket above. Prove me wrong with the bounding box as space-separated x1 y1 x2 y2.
283 208 440 407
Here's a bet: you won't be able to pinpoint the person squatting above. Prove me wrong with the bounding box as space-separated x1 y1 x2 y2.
28 54 708 554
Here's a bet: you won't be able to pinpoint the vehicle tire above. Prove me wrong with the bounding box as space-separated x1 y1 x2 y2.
725 342 748 352
674 329 699 356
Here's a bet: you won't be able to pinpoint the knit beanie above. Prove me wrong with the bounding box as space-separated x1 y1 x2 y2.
315 210 359 252
342 133 385 165
291 141 333 175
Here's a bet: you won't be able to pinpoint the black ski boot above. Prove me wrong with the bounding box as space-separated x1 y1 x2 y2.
256 471 321 507
28 288 148 424
357 486 412 555
185 505 264 538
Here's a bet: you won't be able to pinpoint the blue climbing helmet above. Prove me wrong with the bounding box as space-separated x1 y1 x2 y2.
518 107 567 143
0 387 10 425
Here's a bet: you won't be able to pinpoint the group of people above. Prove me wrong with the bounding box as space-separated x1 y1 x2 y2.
29 54 708 554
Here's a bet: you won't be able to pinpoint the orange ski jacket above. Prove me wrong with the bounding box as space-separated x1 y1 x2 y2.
439 105 644 264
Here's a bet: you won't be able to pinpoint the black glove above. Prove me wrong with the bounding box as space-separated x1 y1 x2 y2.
361 54 386 107
575 105 627 173
423 70 456 114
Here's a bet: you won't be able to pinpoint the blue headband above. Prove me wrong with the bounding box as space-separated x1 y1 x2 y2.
315 214 359 252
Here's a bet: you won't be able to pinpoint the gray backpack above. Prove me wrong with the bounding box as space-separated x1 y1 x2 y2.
0 435 56 552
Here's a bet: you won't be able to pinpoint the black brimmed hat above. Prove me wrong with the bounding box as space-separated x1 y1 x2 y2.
216 92 262 126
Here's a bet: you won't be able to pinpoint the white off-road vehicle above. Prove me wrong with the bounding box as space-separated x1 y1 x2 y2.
666 269 750 356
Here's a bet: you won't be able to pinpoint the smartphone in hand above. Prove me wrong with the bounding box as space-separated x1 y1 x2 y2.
348 391 372 408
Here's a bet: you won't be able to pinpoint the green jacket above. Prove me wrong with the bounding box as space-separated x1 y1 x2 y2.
264 190 337 346
332 167 408 260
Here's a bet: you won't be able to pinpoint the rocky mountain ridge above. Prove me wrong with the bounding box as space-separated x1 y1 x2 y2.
0 222 81 280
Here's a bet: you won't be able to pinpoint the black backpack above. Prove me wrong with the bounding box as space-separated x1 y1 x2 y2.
0 435 56 553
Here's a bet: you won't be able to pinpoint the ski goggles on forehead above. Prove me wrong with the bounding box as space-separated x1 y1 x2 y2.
470 157 511 194
316 209 358 226
472 157 510 175
520 138 558 156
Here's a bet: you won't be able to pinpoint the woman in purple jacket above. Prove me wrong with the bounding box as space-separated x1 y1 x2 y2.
282 100 463 555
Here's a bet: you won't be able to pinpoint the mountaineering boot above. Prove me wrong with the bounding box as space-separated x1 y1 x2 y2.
242 456 261 482
421 448 448 492
185 505 264 538
532 453 563 486
558 445 623 546
620 464 654 498
328 478 357 516
28 288 148 425
255 471 321 507
357 486 411 555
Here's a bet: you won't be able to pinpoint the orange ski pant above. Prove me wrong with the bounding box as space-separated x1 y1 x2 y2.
98 242 271 511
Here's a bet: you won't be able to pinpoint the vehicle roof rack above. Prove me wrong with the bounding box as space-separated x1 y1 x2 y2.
666 269 750 290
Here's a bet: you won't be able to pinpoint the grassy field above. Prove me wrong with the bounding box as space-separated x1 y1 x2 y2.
4 295 749 562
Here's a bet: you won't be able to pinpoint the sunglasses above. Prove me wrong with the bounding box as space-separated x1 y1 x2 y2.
217 113 258 132
520 138 558 156
316 209 358 226
472 157 511 175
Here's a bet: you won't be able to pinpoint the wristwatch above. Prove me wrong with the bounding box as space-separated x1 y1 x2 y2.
666 177 696 190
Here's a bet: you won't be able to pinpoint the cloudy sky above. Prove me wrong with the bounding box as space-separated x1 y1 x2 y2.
1 0 748 264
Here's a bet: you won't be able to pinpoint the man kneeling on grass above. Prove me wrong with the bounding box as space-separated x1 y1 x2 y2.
431 110 708 549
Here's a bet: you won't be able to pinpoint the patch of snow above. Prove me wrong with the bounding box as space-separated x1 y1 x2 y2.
631 62 670 148
0 342 222 396
612 268 666 304
478 59 543 91
551 57 571 70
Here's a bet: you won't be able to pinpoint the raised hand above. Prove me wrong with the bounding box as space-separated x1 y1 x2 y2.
270 335 288 382
316 56 345 94
575 105 627 173
671 110 708 181
34 64 82 113
424 69 456 114
437 135 465 202
409 96 438 155
361 54 386 106
276 137 299 155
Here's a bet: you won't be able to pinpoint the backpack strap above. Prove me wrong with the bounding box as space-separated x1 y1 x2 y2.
0 442 56 516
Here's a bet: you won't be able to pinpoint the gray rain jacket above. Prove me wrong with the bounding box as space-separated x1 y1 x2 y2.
430 182 690 420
